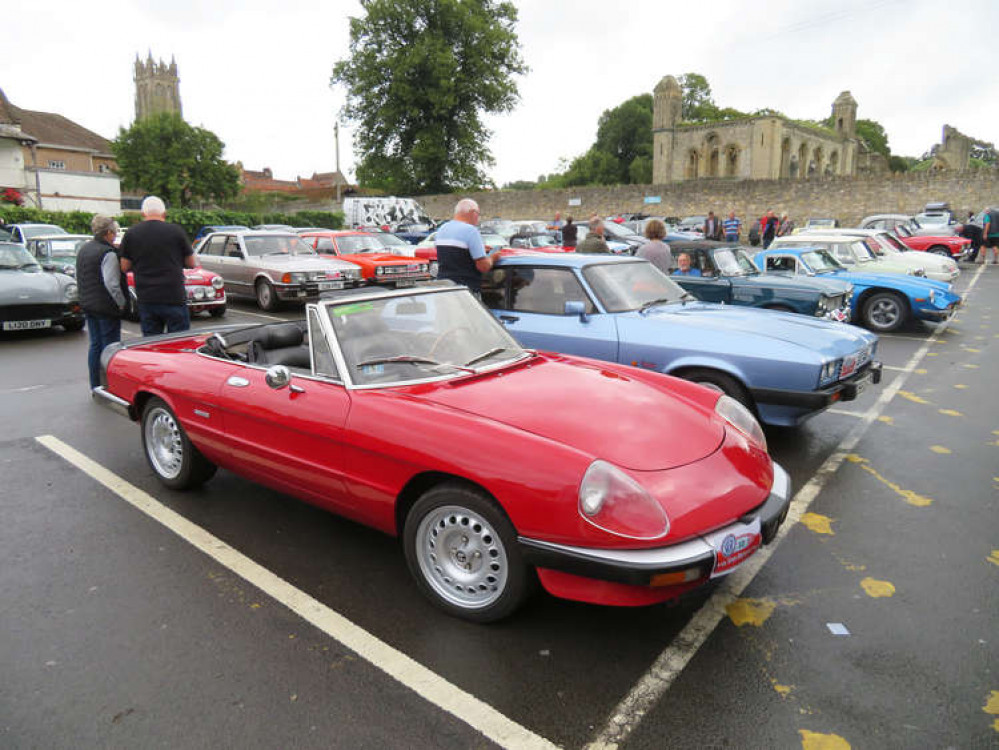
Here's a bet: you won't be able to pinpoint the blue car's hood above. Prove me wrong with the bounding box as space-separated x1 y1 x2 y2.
638 301 876 359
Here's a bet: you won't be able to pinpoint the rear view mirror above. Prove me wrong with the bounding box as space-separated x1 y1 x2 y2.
565 300 588 321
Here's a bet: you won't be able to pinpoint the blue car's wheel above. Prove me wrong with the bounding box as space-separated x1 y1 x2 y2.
862 291 906 332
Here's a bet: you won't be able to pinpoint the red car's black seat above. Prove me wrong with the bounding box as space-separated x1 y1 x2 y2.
248 323 311 370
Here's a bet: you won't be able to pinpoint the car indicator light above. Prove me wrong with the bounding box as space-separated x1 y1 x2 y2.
651 568 704 586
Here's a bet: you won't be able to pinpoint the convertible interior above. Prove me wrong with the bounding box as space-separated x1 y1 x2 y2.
200 321 313 371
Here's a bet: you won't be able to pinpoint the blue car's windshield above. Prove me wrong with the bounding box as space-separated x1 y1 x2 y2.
582 261 688 313
800 250 845 273
714 247 760 277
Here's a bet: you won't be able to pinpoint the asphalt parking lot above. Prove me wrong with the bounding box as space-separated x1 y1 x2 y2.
1 264 997 749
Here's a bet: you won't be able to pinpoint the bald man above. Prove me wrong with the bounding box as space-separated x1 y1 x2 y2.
433 198 500 296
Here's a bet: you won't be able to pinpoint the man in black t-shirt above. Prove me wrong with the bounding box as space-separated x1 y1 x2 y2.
120 196 196 336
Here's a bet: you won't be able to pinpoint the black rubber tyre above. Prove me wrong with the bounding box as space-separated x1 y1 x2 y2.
209 305 227 318
62 319 85 332
682 368 755 412
862 291 907 332
403 482 533 623
927 245 950 257
141 397 217 490
255 279 278 311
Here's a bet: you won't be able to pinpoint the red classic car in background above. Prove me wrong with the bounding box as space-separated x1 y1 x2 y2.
125 266 226 320
93 281 791 622
892 223 970 259
299 231 430 287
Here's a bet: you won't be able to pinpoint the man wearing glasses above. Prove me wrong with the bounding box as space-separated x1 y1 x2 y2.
434 198 500 297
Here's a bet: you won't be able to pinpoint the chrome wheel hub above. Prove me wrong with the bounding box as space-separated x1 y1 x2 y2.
145 408 183 479
415 505 507 609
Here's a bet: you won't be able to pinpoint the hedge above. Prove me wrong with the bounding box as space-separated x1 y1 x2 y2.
0 205 343 239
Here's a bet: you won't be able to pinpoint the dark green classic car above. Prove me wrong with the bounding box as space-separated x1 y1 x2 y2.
668 241 853 322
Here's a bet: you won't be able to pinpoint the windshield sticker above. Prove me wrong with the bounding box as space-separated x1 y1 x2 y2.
335 302 375 317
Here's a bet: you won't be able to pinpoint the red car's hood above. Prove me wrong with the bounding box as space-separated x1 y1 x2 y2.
413 356 725 471
342 253 425 266
183 267 217 284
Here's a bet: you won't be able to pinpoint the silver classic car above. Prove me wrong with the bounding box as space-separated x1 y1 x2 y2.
0 242 84 332
195 231 363 311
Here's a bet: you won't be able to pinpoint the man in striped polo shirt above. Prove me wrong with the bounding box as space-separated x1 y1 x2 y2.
723 211 741 243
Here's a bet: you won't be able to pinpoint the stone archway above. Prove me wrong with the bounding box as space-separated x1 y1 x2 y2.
797 143 808 179
685 149 700 179
811 146 824 178
828 151 839 175
780 137 792 178
725 145 740 177
705 133 720 177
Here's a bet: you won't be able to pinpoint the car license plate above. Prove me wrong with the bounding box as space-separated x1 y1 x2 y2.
395 279 415 287
830 308 848 323
704 518 762 578
840 353 858 378
318 281 344 291
3 319 51 331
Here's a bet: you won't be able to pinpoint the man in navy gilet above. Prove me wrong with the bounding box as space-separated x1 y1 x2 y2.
434 198 500 297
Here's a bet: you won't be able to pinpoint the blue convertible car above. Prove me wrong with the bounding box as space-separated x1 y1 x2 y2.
752 246 962 333
482 255 882 427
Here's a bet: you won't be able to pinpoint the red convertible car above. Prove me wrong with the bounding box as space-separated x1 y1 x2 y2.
93 282 791 622
892 223 970 259
299 231 430 287
125 266 227 320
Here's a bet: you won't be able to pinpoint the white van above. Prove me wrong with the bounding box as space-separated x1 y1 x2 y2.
342 196 433 231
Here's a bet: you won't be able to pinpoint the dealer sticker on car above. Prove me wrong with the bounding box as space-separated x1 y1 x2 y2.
704 517 762 578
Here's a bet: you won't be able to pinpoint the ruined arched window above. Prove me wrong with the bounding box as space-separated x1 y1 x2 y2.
789 155 799 179
685 149 700 180
705 133 720 177
780 138 792 179
725 146 739 177
828 151 839 175
797 144 808 179
811 147 824 178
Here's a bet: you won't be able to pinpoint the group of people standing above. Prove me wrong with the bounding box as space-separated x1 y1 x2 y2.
76 196 195 391
702 209 792 248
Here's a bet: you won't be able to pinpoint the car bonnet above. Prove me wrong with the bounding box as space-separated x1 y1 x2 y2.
412 356 726 472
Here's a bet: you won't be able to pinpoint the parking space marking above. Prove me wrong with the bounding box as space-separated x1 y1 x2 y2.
35 435 558 750
585 263 987 750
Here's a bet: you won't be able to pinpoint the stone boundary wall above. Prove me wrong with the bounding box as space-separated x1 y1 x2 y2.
415 170 999 226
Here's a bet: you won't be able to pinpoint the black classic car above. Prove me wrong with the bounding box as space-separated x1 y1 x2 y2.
667 241 853 322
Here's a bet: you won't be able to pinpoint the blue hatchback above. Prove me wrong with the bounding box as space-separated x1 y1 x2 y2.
482 254 881 428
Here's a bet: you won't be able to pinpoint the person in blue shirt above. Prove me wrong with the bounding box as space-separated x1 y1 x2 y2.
434 198 500 296
672 252 702 276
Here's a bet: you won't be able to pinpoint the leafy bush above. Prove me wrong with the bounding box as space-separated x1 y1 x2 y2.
0 205 343 238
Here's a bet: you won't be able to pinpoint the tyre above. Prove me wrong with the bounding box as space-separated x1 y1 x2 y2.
403 482 533 623
141 397 217 490
683 368 755 412
255 279 278 311
862 291 907 332
209 305 227 318
61 319 85 332
927 245 950 257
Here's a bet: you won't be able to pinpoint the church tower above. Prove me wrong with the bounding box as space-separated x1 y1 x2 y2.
831 91 857 139
652 75 682 183
134 53 183 121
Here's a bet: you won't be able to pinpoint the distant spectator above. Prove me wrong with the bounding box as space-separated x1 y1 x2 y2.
777 214 796 236
547 211 564 243
958 221 983 263
119 196 196 336
761 210 779 248
76 214 126 392
983 208 999 264
748 219 762 246
672 252 702 276
702 211 723 241
561 216 578 248
636 219 673 274
723 211 741 243
578 219 610 254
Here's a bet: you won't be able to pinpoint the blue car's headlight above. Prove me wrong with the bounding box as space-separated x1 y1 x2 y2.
929 289 936 304
820 359 839 385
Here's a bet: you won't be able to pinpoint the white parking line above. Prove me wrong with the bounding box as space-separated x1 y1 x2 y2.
584 262 987 750
35 435 557 750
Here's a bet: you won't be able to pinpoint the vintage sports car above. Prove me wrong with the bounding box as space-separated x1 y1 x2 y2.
482 255 881 428
24 233 89 276
769 234 925 278
92 281 792 622
665 241 853 322
195 230 362 311
0 241 83 332
299 231 431 287
891 222 970 259
801 228 959 283
123 266 227 321
754 246 962 333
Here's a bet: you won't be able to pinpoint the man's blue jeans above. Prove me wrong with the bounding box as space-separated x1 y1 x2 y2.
84 314 121 389
138 303 190 337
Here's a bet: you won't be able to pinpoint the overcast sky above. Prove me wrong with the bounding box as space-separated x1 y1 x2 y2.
3 0 996 189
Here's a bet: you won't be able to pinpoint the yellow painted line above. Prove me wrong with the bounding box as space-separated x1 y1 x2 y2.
584 265 993 750
897 390 930 404
929 446 952 455
726 598 778 627
938 409 963 417
801 513 835 535
845 455 934 507
35 435 557 750
860 578 895 598
988 550 999 567
799 729 852 749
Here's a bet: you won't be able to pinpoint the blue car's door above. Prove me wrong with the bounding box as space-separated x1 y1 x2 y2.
483 265 619 361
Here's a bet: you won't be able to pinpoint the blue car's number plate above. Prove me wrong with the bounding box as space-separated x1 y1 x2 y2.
3 319 51 331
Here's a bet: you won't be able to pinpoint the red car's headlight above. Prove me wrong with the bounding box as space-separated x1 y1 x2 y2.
211 276 224 289
715 395 766 451
578 460 669 540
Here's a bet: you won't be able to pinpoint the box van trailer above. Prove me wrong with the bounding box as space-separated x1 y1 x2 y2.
343 196 434 231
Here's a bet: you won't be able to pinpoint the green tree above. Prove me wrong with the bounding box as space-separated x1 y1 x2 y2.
855 119 890 157
593 94 653 183
678 73 718 122
111 113 241 208
331 0 527 194
560 148 620 186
